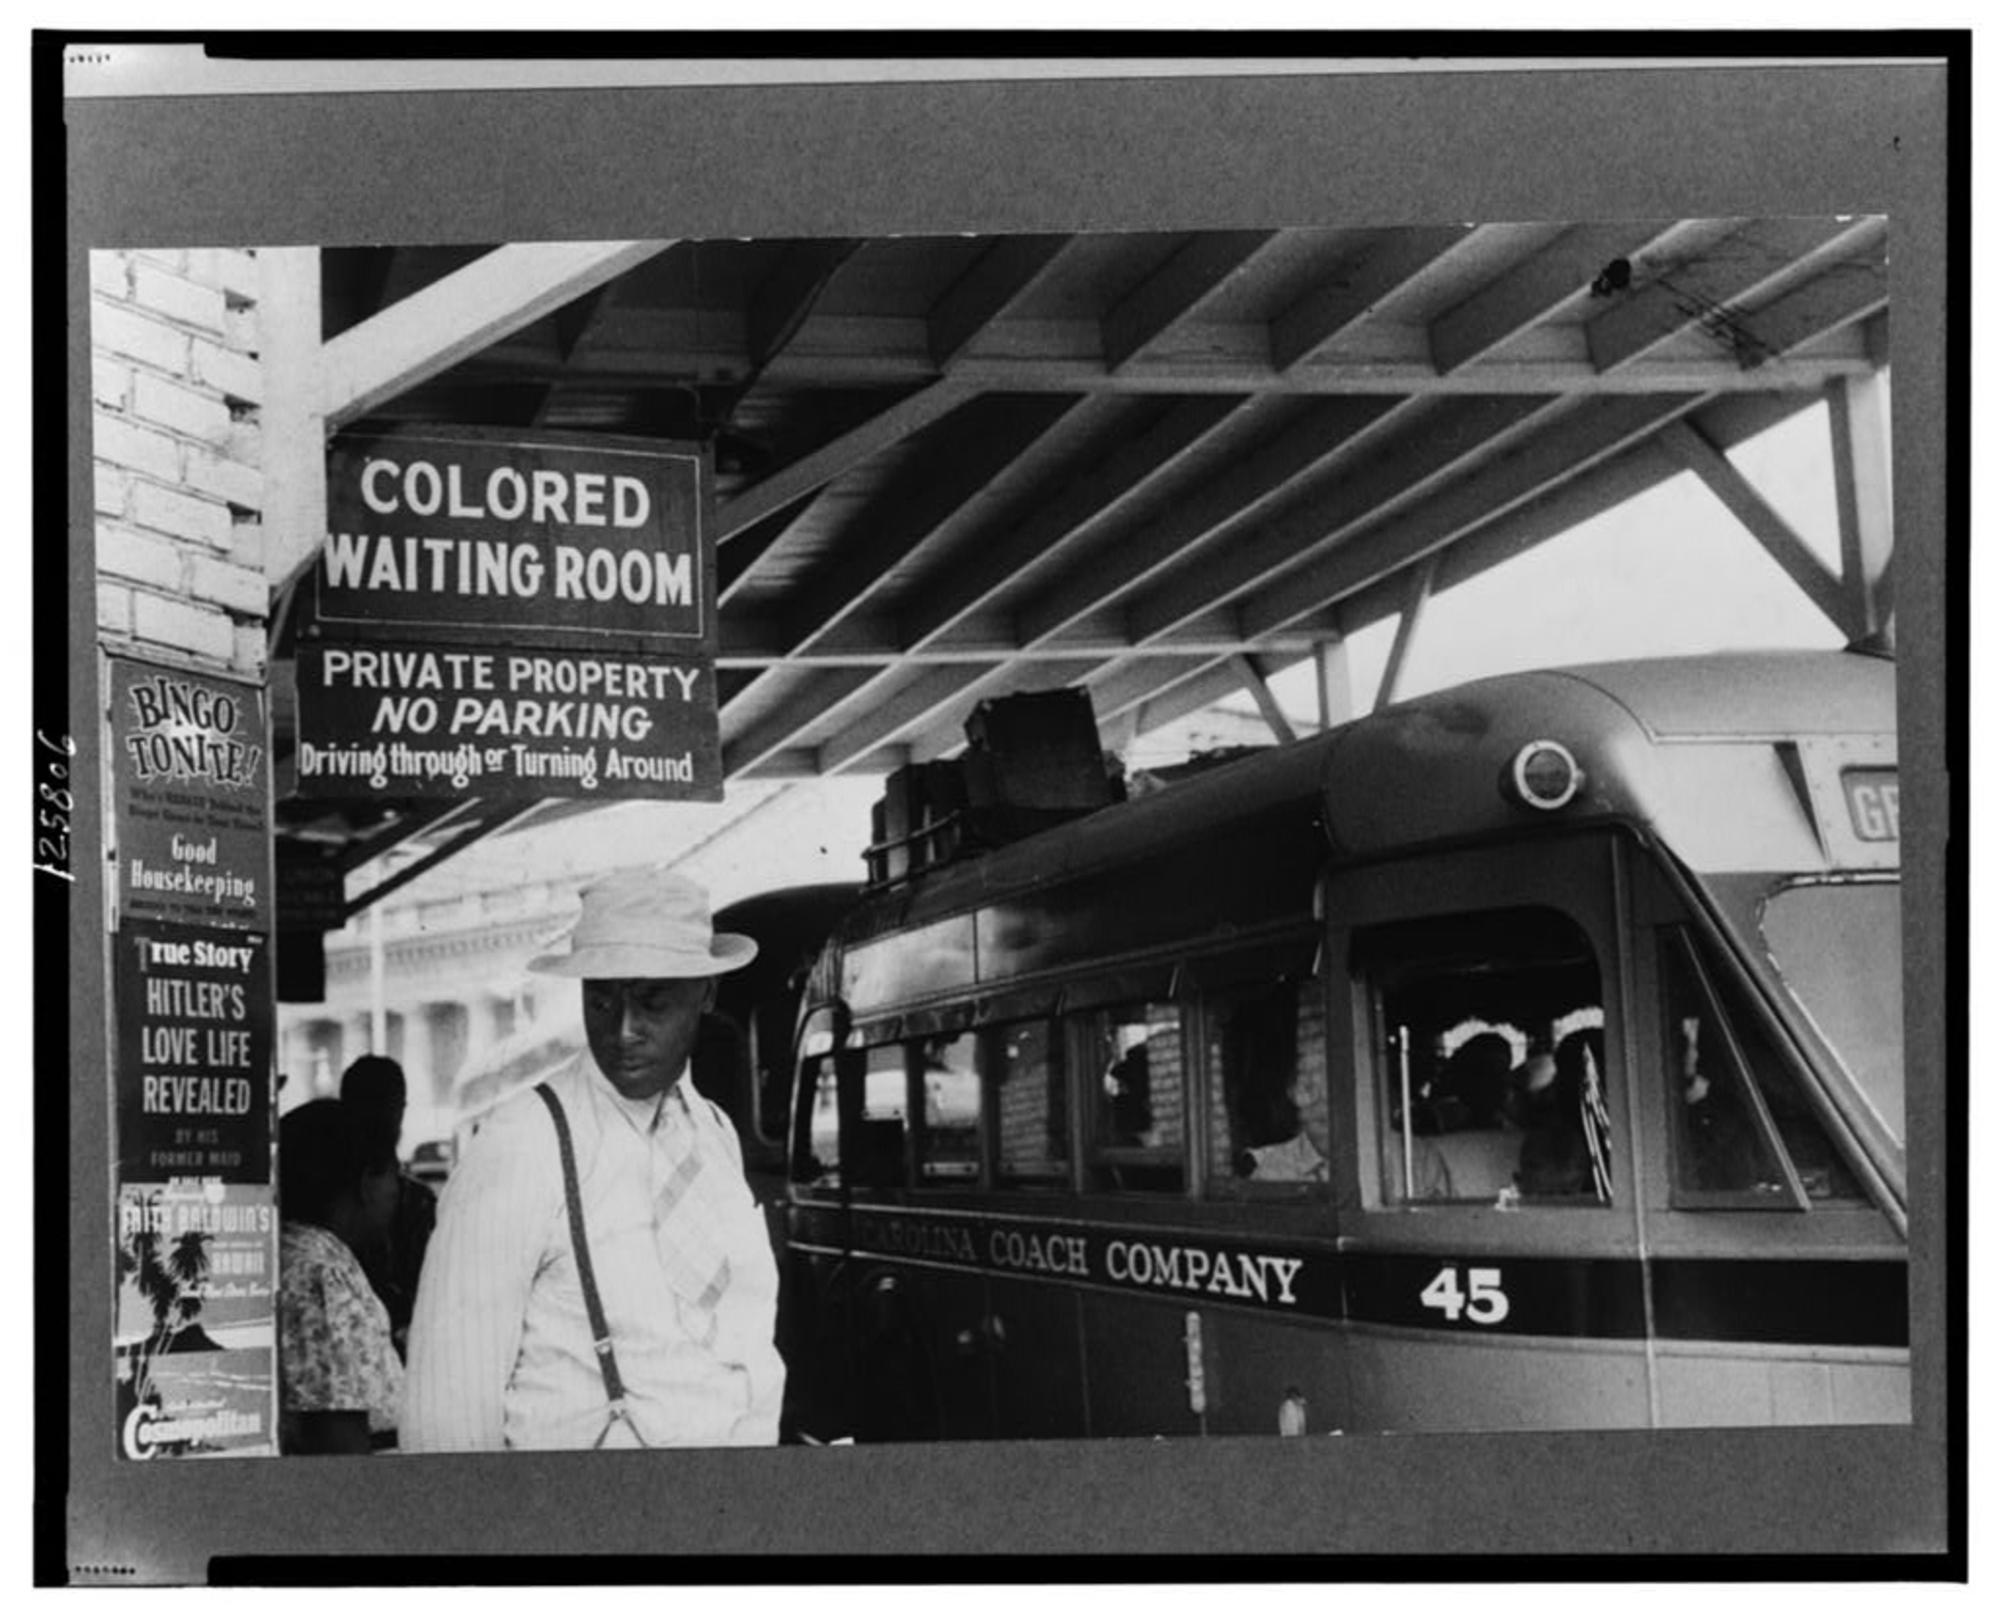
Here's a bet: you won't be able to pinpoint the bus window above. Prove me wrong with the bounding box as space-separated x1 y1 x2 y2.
915 1032 982 1184
1355 908 1608 1208
1663 927 1862 1206
856 1043 911 1190
1206 981 1328 1187
992 1018 1067 1188
1758 880 1904 1148
794 1055 841 1188
1078 1001 1186 1193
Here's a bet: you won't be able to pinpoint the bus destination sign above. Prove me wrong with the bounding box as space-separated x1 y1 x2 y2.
1841 768 1900 843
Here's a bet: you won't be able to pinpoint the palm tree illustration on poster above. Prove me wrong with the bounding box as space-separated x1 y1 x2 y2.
113 1185 277 1459
116 1195 215 1456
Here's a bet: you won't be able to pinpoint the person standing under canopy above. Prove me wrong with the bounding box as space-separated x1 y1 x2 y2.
277 1100 404 1454
338 1054 437 1361
402 871 785 1451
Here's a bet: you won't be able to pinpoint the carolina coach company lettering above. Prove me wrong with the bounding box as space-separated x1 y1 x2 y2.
844 1210 1314 1314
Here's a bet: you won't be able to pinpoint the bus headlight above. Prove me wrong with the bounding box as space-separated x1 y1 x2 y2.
1507 740 1584 811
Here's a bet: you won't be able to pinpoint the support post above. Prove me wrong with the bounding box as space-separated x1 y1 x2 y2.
1826 372 1895 640
1227 653 1297 744
1658 417 1852 636
1314 634 1355 730
258 248 330 592
1374 560 1435 712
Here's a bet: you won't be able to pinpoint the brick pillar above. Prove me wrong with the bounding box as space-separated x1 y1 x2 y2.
91 249 266 675
91 247 284 1462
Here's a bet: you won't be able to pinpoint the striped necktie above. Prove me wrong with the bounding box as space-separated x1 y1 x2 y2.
648 1090 733 1330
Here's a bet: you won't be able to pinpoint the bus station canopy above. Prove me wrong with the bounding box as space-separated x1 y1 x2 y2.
269 217 1893 901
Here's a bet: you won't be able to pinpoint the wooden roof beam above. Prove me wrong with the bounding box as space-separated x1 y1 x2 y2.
1726 246 1890 369
716 377 976 542
782 396 1086 654
717 487 830 604
1330 392 1825 640
815 665 1014 774
1083 654 1193 725
1584 216 1879 374
1010 395 1411 648
716 613 1329 668
553 284 611 363
530 316 1872 396
1145 647 1323 743
829 641 1254 770
734 747 853 782
317 240 674 428
898 394 1254 654
720 667 885 779
1237 392 1701 641
1102 231 1281 372
1127 393 1559 645
927 234 1077 370
897 656 1137 766
1270 224 1477 371
1429 219 1680 374
747 240 864 368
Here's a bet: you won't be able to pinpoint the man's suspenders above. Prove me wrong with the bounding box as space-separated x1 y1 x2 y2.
533 1083 643 1448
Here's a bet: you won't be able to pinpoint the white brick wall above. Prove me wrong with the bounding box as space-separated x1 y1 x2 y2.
93 414 181 484
132 372 233 446
190 338 263 405
97 581 134 635
98 525 185 592
132 479 233 549
131 262 226 335
91 357 130 410
91 247 268 677
133 591 235 663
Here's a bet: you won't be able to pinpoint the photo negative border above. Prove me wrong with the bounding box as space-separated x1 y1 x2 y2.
46 40 1964 1582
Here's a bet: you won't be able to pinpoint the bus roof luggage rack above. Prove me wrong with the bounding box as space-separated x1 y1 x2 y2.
862 690 1122 889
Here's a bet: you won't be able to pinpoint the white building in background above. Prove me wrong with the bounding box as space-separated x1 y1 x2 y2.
277 777 882 1149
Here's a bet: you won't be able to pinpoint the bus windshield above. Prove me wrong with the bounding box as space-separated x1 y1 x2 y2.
1758 880 1904 1147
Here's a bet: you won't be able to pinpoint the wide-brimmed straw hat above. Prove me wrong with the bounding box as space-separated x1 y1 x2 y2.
527 870 757 979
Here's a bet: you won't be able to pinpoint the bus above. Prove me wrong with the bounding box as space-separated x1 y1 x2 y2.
777 650 1907 1441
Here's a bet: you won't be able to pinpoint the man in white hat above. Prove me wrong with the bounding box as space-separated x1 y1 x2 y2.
402 870 785 1450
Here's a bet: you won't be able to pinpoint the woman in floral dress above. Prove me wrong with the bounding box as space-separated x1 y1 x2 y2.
276 1100 403 1453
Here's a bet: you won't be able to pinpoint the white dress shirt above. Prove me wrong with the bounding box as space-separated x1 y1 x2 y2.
402 1053 785 1451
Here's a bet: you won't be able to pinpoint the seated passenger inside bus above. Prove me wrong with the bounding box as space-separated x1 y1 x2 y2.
1675 1013 1765 1192
1515 1027 1612 1201
1363 906 1608 1207
1221 981 1328 1184
1420 1032 1518 1200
